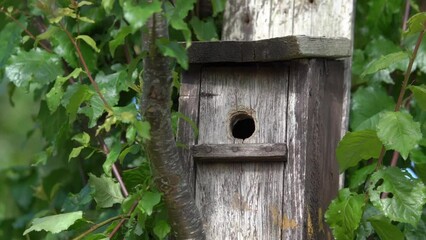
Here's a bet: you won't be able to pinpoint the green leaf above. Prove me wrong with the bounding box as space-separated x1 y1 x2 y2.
72 132 90 146
46 68 83 113
153 220 171 239
23 211 83 235
325 188 365 240
119 145 140 163
109 26 133 57
350 86 395 130
62 84 93 123
403 212 426 239
134 121 151 140
336 130 382 172
360 51 409 79
211 0 227 17
88 173 124 208
122 0 162 32
189 17 219 41
68 146 85 161
0 21 25 69
405 12 426 36
367 167 426 226
102 0 115 14
5 49 63 90
138 191 161 216
377 111 422 159
156 38 188 69
164 0 196 46
76 35 100 53
35 26 59 47
349 163 376 190
409 85 426 111
102 141 121 176
51 31 79 68
368 216 404 240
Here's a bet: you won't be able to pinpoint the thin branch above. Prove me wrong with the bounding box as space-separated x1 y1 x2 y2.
402 0 411 32
108 199 139 238
377 27 426 168
59 24 112 112
0 7 52 52
72 214 129 240
98 137 129 197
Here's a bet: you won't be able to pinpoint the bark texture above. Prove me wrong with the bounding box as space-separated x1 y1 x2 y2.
140 11 205 240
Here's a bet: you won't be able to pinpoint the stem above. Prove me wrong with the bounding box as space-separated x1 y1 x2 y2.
60 24 112 112
108 199 139 238
0 7 52 52
98 137 129 197
376 27 425 168
402 0 410 32
72 214 129 240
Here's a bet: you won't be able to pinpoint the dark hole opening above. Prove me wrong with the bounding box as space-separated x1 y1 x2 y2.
231 113 255 140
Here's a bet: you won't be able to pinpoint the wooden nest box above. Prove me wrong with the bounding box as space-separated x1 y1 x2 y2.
177 36 351 240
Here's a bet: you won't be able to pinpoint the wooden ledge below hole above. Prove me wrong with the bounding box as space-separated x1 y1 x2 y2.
191 143 287 163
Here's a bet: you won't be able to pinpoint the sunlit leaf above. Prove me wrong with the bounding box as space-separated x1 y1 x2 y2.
5 49 63 90
88 173 124 208
325 188 365 240
122 0 162 32
153 220 171 239
134 121 151 140
405 12 426 36
377 111 422 159
336 130 382 172
23 211 83 235
367 167 426 226
137 191 161 216
360 52 409 79
76 35 100 53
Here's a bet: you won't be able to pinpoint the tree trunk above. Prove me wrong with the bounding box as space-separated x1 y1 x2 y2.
140 11 205 240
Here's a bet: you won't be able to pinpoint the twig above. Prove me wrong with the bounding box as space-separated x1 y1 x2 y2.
72 214 129 240
60 23 112 112
402 0 411 32
108 199 139 238
98 137 129 197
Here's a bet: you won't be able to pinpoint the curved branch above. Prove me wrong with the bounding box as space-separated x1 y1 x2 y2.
140 11 205 240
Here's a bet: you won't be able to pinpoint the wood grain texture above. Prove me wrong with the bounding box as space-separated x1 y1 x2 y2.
195 63 288 239
192 143 287 162
283 59 342 239
177 65 201 192
222 0 354 41
187 36 351 64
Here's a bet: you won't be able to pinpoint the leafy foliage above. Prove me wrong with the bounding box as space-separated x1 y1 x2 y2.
0 0 223 239
326 1 426 239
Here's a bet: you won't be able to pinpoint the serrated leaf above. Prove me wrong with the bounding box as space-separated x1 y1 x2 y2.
336 130 382 172
367 167 426 226
88 173 124 208
0 21 25 69
51 31 79 68
409 85 426 111
405 12 426 36
102 141 121 176
23 211 83 235
46 68 83 113
122 0 162 32
5 49 63 90
325 188 365 240
76 35 100 53
109 26 133 57
377 111 422 159
368 216 404 240
189 16 218 41
153 220 171 239
361 52 409 79
211 0 226 17
156 38 188 69
138 191 161 216
350 86 395 130
134 121 151 140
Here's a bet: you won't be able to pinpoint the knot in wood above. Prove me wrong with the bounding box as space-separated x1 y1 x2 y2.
265 146 273 152
232 146 239 152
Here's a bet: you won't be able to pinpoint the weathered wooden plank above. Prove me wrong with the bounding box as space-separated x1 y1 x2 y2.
196 63 288 239
192 143 287 162
177 65 201 192
187 36 351 64
222 0 354 40
284 59 342 240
